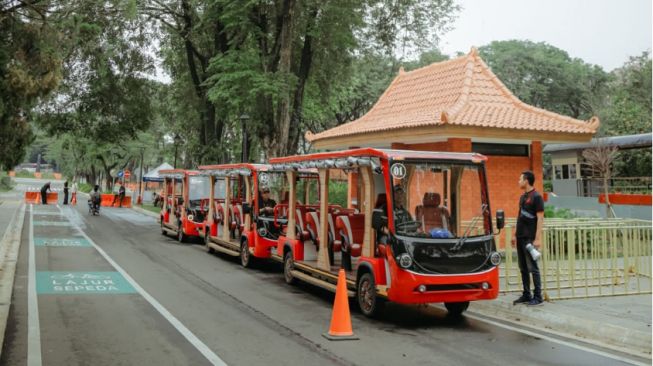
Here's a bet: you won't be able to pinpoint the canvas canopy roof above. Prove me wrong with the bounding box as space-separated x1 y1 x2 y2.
143 163 174 182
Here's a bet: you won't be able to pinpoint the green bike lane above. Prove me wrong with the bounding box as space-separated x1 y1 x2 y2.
2 204 221 366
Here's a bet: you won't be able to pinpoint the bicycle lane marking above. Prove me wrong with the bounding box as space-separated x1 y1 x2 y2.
27 205 42 366
56 205 228 366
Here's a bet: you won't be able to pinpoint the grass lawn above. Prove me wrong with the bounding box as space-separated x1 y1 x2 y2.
139 204 161 214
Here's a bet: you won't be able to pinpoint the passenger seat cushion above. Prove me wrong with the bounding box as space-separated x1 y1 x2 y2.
335 214 365 257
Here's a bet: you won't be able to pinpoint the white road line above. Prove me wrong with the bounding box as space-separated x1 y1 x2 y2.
465 312 649 366
59 206 228 366
27 205 42 366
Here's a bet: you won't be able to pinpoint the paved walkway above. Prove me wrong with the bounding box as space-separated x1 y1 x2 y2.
469 291 652 360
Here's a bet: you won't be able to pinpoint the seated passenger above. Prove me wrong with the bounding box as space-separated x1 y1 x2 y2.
258 188 276 217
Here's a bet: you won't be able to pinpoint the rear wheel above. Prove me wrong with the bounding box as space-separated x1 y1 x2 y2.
161 220 166 236
283 251 296 285
357 272 384 318
444 301 469 317
205 231 214 253
177 222 186 243
240 239 254 268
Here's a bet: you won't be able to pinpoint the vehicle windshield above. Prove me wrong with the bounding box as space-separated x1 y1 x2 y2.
189 176 210 201
390 161 489 239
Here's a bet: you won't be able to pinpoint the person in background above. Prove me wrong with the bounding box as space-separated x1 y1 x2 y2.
112 182 126 207
63 181 69 205
40 182 51 205
89 184 101 211
71 180 78 205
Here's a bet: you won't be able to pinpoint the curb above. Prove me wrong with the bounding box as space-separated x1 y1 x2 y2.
131 205 160 219
0 203 26 357
467 299 652 359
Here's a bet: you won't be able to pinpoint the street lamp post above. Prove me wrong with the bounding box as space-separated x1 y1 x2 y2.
240 114 250 163
173 133 181 168
138 146 145 205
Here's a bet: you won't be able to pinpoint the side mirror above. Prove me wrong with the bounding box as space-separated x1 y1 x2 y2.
242 202 251 215
495 209 505 230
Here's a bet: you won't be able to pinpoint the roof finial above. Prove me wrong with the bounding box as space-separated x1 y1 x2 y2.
469 46 478 56
398 66 405 74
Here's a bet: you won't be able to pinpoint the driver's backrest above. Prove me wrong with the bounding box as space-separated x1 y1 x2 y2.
418 192 449 230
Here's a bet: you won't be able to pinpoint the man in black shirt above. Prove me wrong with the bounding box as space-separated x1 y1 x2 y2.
258 188 276 217
112 182 126 207
512 170 545 306
40 182 51 205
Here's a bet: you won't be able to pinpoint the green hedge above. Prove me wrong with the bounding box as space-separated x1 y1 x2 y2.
78 183 93 193
0 176 13 192
544 206 576 219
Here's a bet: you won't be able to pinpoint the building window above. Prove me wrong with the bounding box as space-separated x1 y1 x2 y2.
472 143 529 156
554 164 578 179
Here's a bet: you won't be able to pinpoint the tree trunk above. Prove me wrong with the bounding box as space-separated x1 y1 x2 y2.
603 176 613 218
288 8 318 155
271 0 295 157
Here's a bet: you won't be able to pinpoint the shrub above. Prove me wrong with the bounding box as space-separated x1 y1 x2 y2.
544 206 576 219
543 180 553 192
78 183 93 193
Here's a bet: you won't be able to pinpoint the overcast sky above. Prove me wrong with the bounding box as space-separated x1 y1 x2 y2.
440 0 652 71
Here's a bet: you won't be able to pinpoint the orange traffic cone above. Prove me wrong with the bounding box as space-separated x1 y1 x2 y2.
323 269 358 341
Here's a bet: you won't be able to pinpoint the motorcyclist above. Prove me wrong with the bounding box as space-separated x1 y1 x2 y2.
89 185 101 213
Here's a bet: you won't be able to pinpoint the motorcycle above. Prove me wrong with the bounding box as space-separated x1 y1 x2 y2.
88 199 100 216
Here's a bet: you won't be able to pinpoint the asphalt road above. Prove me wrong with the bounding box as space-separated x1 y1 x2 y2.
0 179 640 365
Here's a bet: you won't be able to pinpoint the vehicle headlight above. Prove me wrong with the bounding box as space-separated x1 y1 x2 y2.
398 253 412 268
187 214 194 221
490 251 501 266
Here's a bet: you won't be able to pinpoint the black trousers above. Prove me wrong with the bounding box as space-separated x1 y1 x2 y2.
63 188 69 205
516 237 542 299
41 190 47 204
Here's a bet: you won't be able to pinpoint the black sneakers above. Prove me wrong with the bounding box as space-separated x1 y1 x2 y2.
513 295 532 305
527 298 544 306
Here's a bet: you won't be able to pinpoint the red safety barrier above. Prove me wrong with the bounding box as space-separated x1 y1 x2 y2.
34 172 42 179
100 194 132 208
25 192 40 204
599 193 652 206
24 191 58 204
46 192 58 204
53 173 62 180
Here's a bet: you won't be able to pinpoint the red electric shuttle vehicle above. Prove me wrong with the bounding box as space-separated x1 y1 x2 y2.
269 148 504 317
159 169 209 242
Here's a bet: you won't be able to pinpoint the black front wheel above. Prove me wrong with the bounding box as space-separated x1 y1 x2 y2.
240 240 254 268
205 231 214 253
357 273 384 318
444 301 469 317
177 223 186 243
283 251 296 285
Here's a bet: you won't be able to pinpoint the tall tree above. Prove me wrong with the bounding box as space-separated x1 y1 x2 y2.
0 1 63 171
479 40 609 120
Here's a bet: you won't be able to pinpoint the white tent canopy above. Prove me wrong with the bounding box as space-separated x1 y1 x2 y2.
143 163 174 182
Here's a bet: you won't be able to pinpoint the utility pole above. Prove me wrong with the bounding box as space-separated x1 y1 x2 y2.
138 146 145 204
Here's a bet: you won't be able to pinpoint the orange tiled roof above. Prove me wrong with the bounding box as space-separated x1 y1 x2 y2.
306 48 600 142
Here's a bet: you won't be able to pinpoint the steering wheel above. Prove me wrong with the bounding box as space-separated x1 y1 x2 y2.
395 220 421 232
